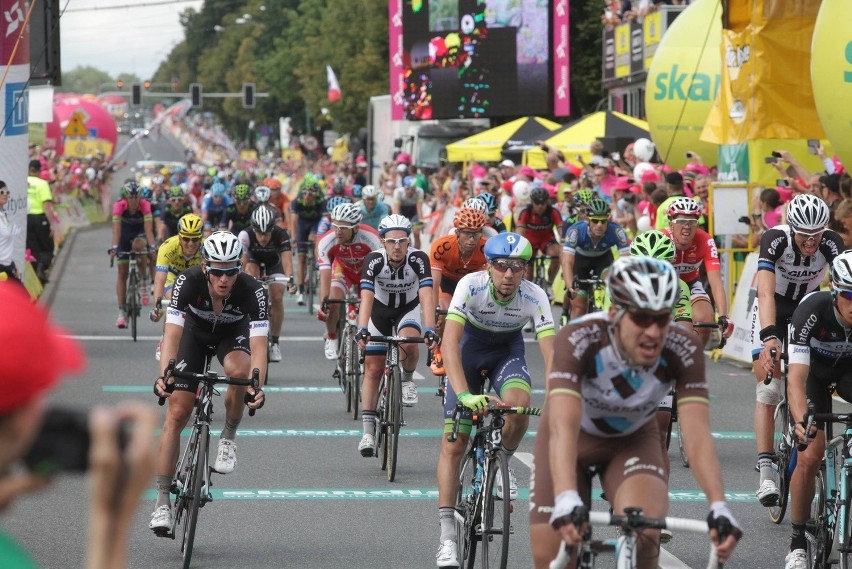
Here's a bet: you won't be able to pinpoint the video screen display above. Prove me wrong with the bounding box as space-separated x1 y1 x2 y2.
401 0 551 120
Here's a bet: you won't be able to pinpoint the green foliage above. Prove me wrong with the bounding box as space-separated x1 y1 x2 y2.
58 66 116 95
568 1 604 117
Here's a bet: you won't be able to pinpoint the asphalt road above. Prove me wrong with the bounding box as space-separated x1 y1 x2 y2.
3 132 824 568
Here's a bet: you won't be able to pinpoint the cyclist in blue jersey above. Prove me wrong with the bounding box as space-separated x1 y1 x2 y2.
435 232 556 568
201 182 232 234
359 185 390 230
561 197 630 323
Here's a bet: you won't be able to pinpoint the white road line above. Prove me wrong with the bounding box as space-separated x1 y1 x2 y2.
514 451 534 470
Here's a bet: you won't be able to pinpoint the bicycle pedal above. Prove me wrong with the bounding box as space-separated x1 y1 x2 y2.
152 527 175 540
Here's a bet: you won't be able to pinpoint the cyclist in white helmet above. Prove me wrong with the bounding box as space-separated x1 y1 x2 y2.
358 185 389 230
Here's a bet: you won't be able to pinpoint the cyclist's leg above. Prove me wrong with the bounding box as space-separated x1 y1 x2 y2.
266 264 287 342
295 219 312 292
688 280 714 346
131 235 148 283
115 233 133 314
325 262 348 338
361 312 392 450
491 346 532 450
545 240 561 285
570 254 595 319
657 391 674 478
398 304 422 376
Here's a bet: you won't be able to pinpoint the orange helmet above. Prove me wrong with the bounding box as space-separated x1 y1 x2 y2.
263 177 282 191
453 207 486 231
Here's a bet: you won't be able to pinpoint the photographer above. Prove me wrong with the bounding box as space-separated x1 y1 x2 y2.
0 282 156 569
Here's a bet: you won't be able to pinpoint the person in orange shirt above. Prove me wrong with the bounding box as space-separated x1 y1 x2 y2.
264 177 292 231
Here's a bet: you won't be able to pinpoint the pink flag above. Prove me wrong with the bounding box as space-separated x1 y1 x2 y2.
327 65 341 102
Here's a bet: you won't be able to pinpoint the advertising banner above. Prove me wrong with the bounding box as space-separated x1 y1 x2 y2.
614 23 630 78
552 0 570 116
388 0 404 121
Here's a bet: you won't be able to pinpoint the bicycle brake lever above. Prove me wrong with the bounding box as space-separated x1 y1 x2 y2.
247 369 260 417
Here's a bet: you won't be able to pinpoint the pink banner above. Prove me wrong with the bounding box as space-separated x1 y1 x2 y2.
553 0 571 116
388 0 404 120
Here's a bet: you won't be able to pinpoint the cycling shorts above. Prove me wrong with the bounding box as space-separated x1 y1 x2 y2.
527 233 559 254
529 418 665 526
171 318 252 393
330 260 360 293
685 278 711 304
439 276 460 298
572 251 612 296
807 364 852 431
118 228 147 255
442 331 530 434
365 300 422 356
244 257 285 280
296 218 321 253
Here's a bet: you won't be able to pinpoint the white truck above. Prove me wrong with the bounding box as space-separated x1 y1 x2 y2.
366 95 489 184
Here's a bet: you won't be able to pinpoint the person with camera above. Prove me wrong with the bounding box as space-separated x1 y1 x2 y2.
0 282 157 569
150 231 267 534
0 181 22 284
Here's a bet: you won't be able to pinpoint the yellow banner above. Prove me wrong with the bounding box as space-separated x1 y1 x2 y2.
615 24 630 78
63 138 113 158
240 150 258 161
643 11 662 70
281 148 303 161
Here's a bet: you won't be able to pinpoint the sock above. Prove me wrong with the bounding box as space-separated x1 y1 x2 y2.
790 521 807 552
439 507 456 542
299 284 304 293
271 336 279 344
221 418 240 441
327 332 338 340
362 411 377 436
403 369 414 383
155 475 172 508
757 452 775 482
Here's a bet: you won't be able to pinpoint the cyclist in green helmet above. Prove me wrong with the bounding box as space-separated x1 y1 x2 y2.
227 183 254 235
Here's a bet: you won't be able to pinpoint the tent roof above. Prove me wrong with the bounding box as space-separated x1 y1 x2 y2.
445 116 561 162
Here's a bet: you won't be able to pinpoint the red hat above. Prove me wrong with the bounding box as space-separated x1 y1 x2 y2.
518 165 538 179
775 186 794 202
0 284 85 415
613 176 632 191
501 180 514 194
641 169 660 183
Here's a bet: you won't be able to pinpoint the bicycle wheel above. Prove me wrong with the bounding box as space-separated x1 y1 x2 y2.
676 413 688 468
128 270 139 341
386 365 403 482
769 401 790 524
808 466 831 569
181 423 209 569
306 254 315 315
481 450 511 569
377 373 389 469
839 474 852 569
456 450 480 569
347 335 361 421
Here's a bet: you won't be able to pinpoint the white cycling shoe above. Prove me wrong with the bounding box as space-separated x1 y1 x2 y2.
785 549 807 569
149 505 172 533
213 439 236 474
436 540 459 568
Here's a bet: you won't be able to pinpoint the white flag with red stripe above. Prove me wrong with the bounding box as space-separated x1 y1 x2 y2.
327 65 341 102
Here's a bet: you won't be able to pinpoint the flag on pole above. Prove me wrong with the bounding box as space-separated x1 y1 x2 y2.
327 65 341 102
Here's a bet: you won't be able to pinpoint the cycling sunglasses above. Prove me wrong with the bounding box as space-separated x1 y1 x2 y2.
206 265 240 277
384 237 409 246
626 310 671 328
491 259 527 273
180 236 201 243
588 217 609 225
835 289 852 301
332 223 356 231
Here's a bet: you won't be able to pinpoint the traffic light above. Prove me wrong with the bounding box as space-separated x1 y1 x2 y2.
190 83 202 108
131 83 142 106
116 79 124 88
144 80 151 89
243 83 255 109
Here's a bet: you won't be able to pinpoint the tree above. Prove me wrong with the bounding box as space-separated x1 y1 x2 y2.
58 66 113 95
568 1 604 118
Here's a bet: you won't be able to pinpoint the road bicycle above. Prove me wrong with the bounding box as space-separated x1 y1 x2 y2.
325 290 362 420
549 507 722 569
663 391 689 469
110 250 146 341
761 346 796 525
428 307 450 397
298 241 318 314
368 328 425 481
449 395 542 569
256 267 293 384
573 273 606 314
530 254 560 301
155 358 260 569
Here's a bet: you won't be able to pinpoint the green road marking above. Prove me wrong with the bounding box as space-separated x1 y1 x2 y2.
144 488 757 502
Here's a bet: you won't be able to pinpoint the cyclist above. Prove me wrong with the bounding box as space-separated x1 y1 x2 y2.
750 194 841 509
159 186 193 242
393 175 424 248
200 182 231 234
150 231 267 534
254 184 284 226
264 177 292 230
435 232 555 568
458 197 497 238
110 181 156 328
239 205 297 363
316 203 382 360
290 175 326 306
358 185 389 230
429 208 489 376
784 251 852 569
661 197 734 347
355 215 439 455
516 185 563 300
227 183 254 236
561 196 630 323
317 196 349 237
476 192 506 233
530 256 742 569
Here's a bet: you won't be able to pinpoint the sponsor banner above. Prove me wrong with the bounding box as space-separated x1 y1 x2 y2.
388 0 404 120
722 251 758 364
552 0 570 116
615 23 630 78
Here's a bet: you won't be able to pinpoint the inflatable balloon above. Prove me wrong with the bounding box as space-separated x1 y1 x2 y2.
633 138 656 162
636 215 651 232
633 162 656 181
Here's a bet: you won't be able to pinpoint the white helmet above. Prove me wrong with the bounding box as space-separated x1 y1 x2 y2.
254 185 271 203
831 251 852 290
361 185 380 200
378 214 412 237
786 194 829 232
251 205 276 233
512 180 531 204
331 202 363 225
202 231 242 263
633 138 656 162
462 197 488 213
607 256 679 312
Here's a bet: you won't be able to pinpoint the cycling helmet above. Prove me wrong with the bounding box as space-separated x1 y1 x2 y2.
300 174 321 193
483 232 533 261
586 197 611 218
331 180 346 195
177 213 203 239
831 250 852 290
121 181 141 198
254 185 271 203
168 186 183 199
251 205 276 233
140 185 153 201
402 175 416 188
629 230 675 262
462 197 488 213
202 231 242 263
263 177 282 191
453 207 487 231
180 182 190 196
378 214 413 237
574 189 596 205
233 184 251 201
530 186 550 204
361 185 380 200
607 256 679 312
331 202 363 225
326 196 348 213
151 174 165 186
476 193 497 214
666 197 701 219
210 183 226 198
787 193 830 232
351 184 363 199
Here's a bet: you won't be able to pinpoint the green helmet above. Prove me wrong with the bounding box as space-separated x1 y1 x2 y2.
630 230 676 262
586 197 610 218
167 186 183 199
574 189 596 205
233 183 251 200
300 174 321 194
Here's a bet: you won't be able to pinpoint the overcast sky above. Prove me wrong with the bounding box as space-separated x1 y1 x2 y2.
59 0 204 80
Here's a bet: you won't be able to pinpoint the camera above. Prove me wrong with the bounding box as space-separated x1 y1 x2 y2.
738 216 752 225
771 151 782 159
685 151 694 159
765 157 778 164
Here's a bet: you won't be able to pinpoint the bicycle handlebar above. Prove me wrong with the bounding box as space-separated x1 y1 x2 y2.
369 336 426 344
324 298 361 305
447 402 542 443
157 359 261 416
763 347 777 385
798 401 815 452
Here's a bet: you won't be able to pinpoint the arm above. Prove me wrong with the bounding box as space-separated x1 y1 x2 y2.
159 322 183 378
548 392 581 497
778 150 812 182
756 269 780 373
152 271 168 309
419 285 437 331
280 250 294 282
249 335 268 388
431 267 443 309
442 319 469 397
111 219 120 252
358 288 375 330
561 251 576 293
678 401 726 503
144 216 155 247
706 269 728 320
538 335 556 387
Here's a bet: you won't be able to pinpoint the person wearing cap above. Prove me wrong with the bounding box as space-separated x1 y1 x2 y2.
0 180 22 283
499 159 516 180
0 282 157 569
353 157 368 187
393 175 425 248
26 159 58 284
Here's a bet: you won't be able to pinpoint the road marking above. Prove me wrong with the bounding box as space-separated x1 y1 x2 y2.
659 548 691 569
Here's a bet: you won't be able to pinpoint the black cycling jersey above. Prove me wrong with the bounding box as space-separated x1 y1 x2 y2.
290 192 325 221
238 226 292 268
789 291 852 370
360 248 432 309
758 225 842 301
227 204 253 235
161 205 193 239
166 265 268 336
